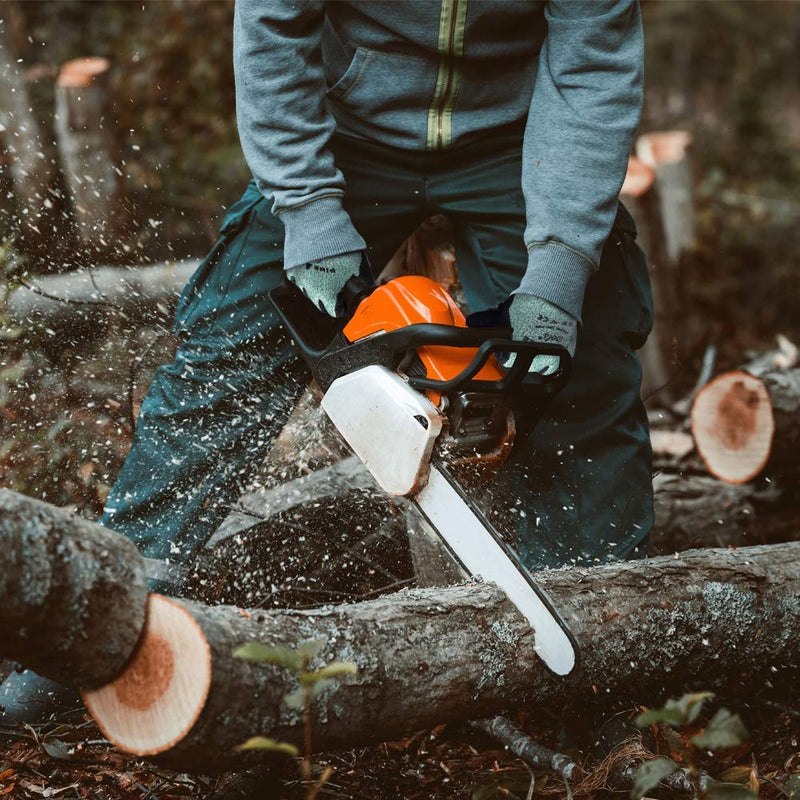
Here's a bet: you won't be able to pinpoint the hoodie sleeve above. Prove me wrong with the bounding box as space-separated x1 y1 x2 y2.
233 0 366 270
515 0 644 322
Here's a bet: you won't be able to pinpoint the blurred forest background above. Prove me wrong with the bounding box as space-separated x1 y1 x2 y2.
1 0 799 357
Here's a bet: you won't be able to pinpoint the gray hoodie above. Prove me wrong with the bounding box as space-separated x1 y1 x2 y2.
233 0 643 320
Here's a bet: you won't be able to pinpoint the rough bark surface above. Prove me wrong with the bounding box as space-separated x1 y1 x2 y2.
141 542 800 772
0 489 148 687
759 368 800 476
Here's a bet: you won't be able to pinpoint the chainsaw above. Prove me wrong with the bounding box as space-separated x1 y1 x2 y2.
270 274 579 676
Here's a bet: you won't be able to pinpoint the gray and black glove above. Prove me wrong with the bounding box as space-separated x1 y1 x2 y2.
286 251 372 318
508 293 578 376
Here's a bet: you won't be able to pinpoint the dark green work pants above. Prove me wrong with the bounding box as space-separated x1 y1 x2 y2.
99 126 654 577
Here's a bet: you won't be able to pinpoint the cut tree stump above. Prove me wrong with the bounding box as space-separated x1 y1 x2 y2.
636 131 695 266
0 489 147 687
691 367 800 484
0 4 60 254
55 57 130 256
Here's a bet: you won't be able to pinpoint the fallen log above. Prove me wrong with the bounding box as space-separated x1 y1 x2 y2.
4 259 199 331
81 541 800 772
0 489 147 687
691 367 800 484
2 490 798 769
650 472 793 554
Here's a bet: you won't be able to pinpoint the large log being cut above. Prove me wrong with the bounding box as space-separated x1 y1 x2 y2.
691 367 800 484
2 489 799 773
78 542 800 771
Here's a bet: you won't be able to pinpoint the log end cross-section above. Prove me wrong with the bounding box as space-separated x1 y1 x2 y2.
691 370 775 484
83 594 212 756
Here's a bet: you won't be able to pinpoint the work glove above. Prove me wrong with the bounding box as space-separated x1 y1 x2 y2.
508 293 577 376
286 251 372 318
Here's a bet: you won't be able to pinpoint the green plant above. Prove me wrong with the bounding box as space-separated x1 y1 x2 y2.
631 692 755 800
234 639 357 799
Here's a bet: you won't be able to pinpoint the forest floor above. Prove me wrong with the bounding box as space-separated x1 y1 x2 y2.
2 318 800 800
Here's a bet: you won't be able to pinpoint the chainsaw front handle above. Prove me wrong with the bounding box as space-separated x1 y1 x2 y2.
270 279 571 394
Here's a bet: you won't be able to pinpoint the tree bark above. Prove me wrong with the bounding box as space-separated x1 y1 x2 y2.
650 472 793 554
82 541 800 772
0 489 148 687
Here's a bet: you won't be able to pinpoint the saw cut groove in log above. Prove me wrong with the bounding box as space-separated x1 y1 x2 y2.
691 370 774 484
82 594 212 756
0 489 147 687
81 541 800 772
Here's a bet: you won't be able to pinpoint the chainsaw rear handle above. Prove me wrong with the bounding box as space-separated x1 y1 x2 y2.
270 279 571 395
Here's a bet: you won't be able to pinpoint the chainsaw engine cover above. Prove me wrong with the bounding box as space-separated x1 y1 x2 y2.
321 365 443 496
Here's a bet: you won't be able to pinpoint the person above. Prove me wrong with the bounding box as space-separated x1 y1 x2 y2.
2 0 653 723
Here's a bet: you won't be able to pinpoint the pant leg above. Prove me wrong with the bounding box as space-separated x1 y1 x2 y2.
100 140 428 580
98 182 304 577
427 135 654 569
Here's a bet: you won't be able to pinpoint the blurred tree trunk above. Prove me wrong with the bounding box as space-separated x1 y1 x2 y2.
55 57 132 259
0 2 61 256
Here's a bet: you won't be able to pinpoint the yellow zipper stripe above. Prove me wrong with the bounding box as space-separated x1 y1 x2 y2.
438 0 467 149
426 0 455 150
426 0 467 149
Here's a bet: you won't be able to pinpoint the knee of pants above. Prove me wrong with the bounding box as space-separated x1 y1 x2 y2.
173 181 286 346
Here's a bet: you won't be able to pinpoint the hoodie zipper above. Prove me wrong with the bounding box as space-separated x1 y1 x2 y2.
427 0 467 150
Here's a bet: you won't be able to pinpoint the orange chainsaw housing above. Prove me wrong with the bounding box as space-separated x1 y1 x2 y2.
342 276 503 405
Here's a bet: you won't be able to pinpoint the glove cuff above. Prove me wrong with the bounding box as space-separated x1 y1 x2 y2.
515 241 593 323
278 195 367 271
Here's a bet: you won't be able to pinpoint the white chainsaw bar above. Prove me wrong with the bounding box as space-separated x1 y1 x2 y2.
322 365 578 677
415 464 577 676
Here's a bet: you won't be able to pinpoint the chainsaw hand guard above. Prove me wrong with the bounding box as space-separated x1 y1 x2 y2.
270 278 571 395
